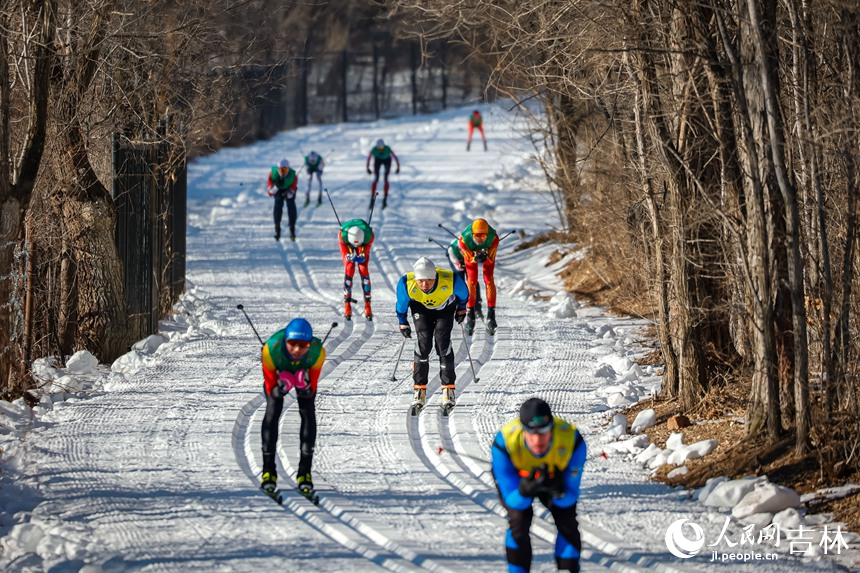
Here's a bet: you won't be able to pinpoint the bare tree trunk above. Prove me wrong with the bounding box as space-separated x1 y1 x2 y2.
0 0 56 395
714 0 781 440
746 0 810 451
625 51 680 395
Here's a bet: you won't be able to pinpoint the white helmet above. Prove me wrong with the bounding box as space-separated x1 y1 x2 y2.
413 257 436 280
347 226 364 247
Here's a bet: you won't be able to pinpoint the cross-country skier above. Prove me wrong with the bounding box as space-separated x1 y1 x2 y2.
339 218 374 320
396 257 468 414
447 238 482 316
458 218 500 335
304 151 325 207
267 159 298 241
492 398 587 573
366 139 400 210
260 318 326 501
467 110 487 151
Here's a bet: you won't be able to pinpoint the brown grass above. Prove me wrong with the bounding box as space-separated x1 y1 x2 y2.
558 243 860 538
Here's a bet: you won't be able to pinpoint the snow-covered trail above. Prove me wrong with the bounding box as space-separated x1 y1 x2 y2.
3 107 853 572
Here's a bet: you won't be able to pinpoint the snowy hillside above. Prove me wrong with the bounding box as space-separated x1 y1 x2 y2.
1 106 858 572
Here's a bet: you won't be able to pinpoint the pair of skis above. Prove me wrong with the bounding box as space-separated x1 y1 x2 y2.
262 484 320 506
410 398 455 417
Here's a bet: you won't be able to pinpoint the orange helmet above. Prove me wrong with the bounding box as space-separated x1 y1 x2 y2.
471 218 489 236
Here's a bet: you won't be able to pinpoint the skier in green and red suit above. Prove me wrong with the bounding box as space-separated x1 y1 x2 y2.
366 139 400 210
467 110 487 151
338 218 375 321
260 318 326 499
458 217 499 335
267 159 299 241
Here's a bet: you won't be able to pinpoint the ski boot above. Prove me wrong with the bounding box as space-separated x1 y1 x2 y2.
486 308 497 336
290 232 296 242
440 386 456 416
410 386 427 416
296 472 319 505
474 301 484 320
464 308 476 336
483 140 488 151
467 141 471 151
364 301 373 321
344 298 355 321
316 193 322 207
304 193 310 208
261 471 282 504
382 197 387 210
274 229 280 241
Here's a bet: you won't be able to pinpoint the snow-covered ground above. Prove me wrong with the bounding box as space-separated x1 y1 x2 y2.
1 106 858 572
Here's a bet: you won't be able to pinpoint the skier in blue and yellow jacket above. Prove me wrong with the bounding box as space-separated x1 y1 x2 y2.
395 257 468 412
492 398 587 573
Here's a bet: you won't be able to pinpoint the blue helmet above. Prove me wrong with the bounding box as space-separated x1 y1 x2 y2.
284 318 313 342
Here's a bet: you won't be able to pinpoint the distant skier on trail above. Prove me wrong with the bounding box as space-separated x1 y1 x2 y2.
260 318 326 502
304 151 325 207
366 139 400 210
458 218 499 335
396 257 468 415
492 398 587 573
267 158 298 241
467 110 487 151
339 218 375 321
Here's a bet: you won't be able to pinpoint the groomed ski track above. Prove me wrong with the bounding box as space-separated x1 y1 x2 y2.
11 108 828 572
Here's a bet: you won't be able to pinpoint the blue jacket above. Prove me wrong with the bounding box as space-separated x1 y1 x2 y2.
395 271 468 325
491 423 587 511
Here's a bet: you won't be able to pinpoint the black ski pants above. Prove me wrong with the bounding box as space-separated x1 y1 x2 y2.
261 387 316 478
273 192 297 238
372 157 392 185
497 486 582 572
409 301 456 388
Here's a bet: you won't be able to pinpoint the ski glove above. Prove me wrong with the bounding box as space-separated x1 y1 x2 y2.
270 381 287 399
366 168 372 175
455 308 467 324
349 254 366 264
395 167 400 174
546 470 566 498
400 324 412 338
474 251 488 263
518 464 551 498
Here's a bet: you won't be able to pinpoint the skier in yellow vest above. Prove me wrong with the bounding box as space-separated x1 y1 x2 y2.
491 398 587 572
395 257 468 414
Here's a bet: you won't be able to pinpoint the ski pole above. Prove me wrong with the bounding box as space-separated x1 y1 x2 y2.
460 322 480 383
236 304 264 346
498 229 518 242
436 445 489 464
428 237 449 251
320 321 338 345
437 223 459 239
390 337 408 381
325 189 342 226
367 192 379 224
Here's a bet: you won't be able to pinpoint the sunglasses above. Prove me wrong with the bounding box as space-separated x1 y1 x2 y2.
523 422 553 435
474 233 487 240
286 339 311 350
